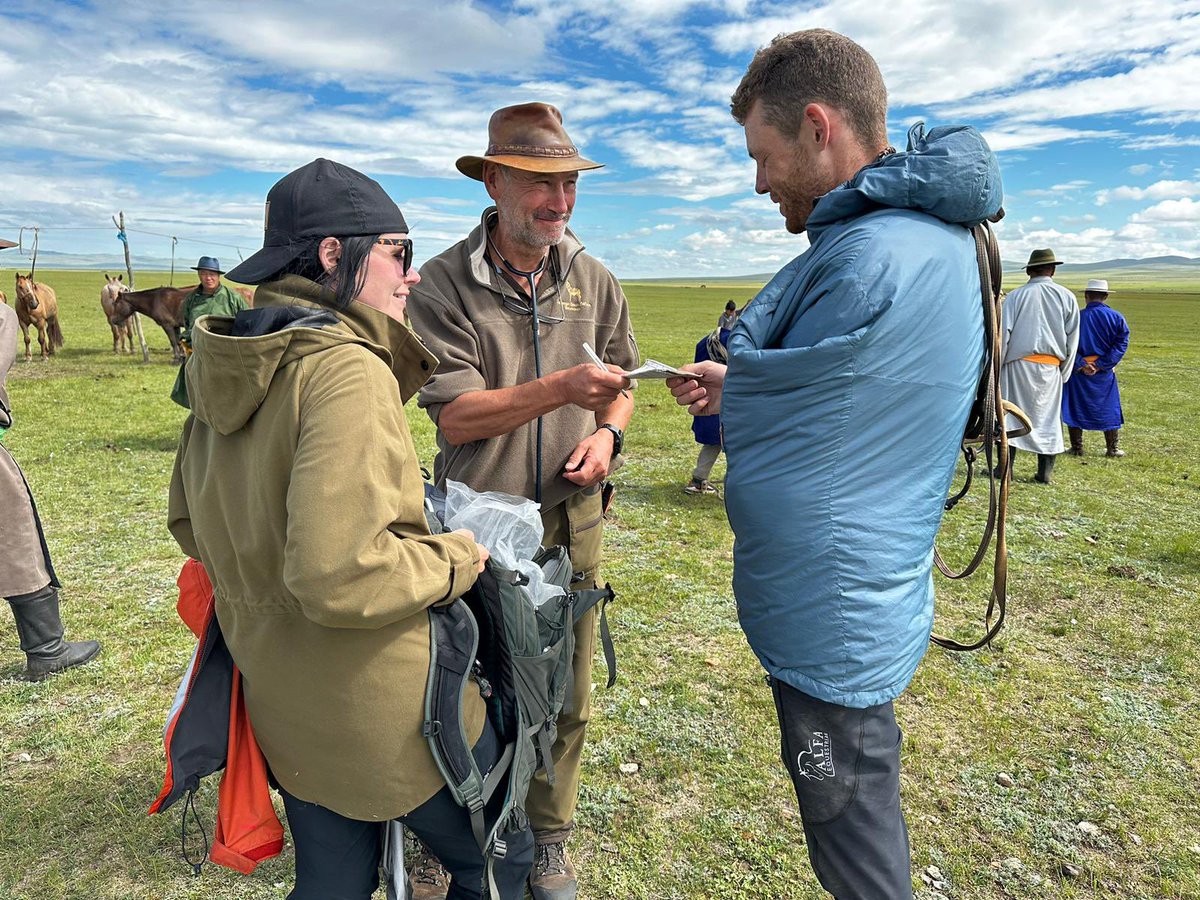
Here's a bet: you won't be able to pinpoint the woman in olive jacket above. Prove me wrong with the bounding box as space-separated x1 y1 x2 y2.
167 159 534 900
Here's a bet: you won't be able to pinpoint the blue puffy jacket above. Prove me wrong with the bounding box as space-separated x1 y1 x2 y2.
723 123 1002 708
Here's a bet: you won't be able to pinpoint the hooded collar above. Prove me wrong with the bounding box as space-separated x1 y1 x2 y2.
806 122 1004 242
187 275 438 434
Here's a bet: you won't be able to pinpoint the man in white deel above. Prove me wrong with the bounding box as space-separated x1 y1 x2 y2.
1000 247 1080 484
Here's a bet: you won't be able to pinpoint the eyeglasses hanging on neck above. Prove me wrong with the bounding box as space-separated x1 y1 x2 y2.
486 234 565 325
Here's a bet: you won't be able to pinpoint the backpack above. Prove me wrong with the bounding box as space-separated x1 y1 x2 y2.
931 213 1032 652
420 495 615 898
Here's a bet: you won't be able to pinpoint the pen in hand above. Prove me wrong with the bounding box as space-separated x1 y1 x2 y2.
582 342 631 398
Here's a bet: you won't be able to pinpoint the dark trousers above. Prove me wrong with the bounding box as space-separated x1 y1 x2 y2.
282 720 534 900
771 678 912 900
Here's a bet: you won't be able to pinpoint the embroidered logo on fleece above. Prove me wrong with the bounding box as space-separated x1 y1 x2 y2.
796 731 835 781
561 282 590 312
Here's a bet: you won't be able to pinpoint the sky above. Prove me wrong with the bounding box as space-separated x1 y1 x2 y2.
1 0 1199 279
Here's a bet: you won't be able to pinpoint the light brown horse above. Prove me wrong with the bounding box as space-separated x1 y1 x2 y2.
13 274 64 361
100 273 135 354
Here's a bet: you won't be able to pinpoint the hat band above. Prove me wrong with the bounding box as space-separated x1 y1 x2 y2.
485 143 580 159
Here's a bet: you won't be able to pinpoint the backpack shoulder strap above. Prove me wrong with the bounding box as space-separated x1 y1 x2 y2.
424 600 505 850
572 583 617 688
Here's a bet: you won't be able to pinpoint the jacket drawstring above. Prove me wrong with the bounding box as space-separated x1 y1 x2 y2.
180 787 209 876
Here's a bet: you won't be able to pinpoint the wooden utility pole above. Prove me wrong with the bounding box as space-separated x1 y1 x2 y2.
19 226 39 277
113 212 150 363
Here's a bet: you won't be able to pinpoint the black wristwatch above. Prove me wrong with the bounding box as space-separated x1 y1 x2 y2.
597 423 624 457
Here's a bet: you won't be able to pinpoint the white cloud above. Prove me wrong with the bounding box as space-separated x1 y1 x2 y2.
173 0 548 84
1122 134 1200 150
683 228 735 250
1096 179 1200 205
1131 197 1200 224
602 130 753 201
981 126 1122 154
712 0 1200 111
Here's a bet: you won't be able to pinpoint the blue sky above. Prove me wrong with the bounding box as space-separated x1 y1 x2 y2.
2 0 1198 278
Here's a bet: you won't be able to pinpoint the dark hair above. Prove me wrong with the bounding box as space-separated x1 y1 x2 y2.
1026 264 1056 278
725 300 737 310
268 234 381 310
730 29 887 150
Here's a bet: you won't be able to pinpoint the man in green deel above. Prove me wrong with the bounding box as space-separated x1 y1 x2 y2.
171 256 248 408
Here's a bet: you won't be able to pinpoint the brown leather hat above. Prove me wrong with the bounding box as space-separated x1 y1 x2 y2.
456 102 603 181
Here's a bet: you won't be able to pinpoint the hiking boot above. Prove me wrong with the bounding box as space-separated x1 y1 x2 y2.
7 587 101 681
683 477 717 495
408 846 449 900
529 837 576 900
1068 426 1085 456
1105 429 1126 458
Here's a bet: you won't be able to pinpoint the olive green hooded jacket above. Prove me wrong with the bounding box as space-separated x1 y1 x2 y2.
167 275 483 820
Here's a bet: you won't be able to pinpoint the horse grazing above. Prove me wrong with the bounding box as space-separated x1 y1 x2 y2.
110 284 196 363
100 274 135 354
13 274 64 361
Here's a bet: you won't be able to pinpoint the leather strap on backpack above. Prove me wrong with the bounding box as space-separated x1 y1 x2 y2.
931 214 1030 652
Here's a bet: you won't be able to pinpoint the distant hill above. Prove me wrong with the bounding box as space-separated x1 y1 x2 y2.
0 248 187 272
629 256 1200 287
1002 255 1200 275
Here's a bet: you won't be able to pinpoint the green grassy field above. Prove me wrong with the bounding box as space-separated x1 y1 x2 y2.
1 268 1197 899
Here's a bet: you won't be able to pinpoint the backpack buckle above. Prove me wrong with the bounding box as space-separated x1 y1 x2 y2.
422 719 442 737
493 838 508 860
471 660 494 699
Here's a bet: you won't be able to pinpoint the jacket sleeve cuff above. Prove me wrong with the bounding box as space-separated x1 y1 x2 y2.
439 533 481 605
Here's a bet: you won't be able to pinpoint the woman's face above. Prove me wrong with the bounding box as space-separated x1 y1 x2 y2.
353 232 420 322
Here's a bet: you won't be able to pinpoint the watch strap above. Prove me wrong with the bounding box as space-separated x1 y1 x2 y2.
597 423 623 456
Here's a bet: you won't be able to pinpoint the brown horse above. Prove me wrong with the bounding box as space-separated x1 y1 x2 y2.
110 284 195 362
13 274 64 361
100 274 135 354
232 285 255 305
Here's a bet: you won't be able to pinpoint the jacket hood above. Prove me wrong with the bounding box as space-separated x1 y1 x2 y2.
186 275 437 434
808 122 1003 240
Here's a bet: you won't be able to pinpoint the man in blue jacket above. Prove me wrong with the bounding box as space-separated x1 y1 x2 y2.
669 29 1001 898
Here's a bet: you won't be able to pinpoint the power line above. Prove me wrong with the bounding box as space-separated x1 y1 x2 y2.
126 227 257 254
7 221 260 256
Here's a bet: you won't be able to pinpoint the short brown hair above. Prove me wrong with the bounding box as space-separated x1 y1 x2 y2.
730 29 888 150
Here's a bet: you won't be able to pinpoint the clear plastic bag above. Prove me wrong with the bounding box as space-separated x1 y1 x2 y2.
443 480 566 609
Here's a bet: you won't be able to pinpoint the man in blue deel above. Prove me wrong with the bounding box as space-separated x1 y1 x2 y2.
669 29 1001 898
1063 278 1131 458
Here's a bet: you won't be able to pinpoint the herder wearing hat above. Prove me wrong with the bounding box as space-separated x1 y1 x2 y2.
1062 278 1130 457
405 103 638 900
170 256 248 407
999 248 1081 484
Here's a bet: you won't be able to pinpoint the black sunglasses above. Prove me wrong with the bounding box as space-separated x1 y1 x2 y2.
375 237 413 275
